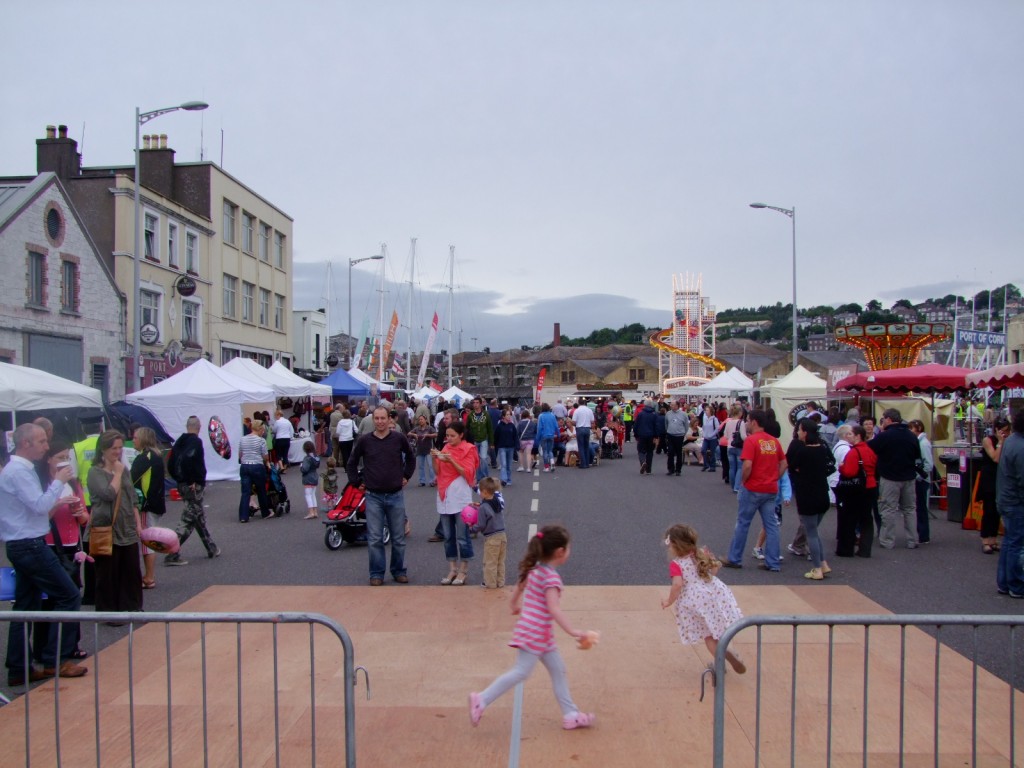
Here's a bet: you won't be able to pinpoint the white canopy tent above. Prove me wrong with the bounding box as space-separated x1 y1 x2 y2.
693 367 755 396
223 358 332 399
0 361 103 413
439 386 475 406
409 386 440 402
345 367 395 392
268 361 333 398
759 365 827 449
126 359 274 481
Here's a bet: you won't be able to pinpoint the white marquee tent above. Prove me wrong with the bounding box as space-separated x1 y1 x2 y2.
268 361 333 398
694 367 755 396
345 367 395 392
439 386 475 406
126 359 274 481
0 361 103 413
759 365 827 448
223 358 332 399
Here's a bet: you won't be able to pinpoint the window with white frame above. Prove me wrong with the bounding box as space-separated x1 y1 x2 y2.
259 288 270 326
274 231 285 268
140 289 160 332
274 293 285 330
61 260 78 312
168 223 178 268
144 213 158 260
223 274 237 317
182 300 200 344
259 223 271 262
27 251 45 306
185 232 198 273
242 281 254 322
242 212 255 254
222 200 237 245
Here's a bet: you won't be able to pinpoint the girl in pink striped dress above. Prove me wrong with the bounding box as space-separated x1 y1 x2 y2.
469 525 595 730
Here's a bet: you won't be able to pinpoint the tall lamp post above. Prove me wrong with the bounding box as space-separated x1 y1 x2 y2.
750 202 797 371
348 254 384 369
133 101 208 392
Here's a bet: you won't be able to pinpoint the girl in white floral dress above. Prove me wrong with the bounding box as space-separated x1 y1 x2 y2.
661 524 746 674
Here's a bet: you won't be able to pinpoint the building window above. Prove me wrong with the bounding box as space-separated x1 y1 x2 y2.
560 370 576 384
259 223 271 262
628 368 646 382
274 231 285 268
140 289 160 331
144 213 158 260
222 347 241 364
258 288 270 326
242 281 254 322
242 212 255 254
185 232 198 273
91 364 109 405
27 251 46 306
182 300 200 344
223 274 237 318
61 260 78 312
168 223 178 268
274 294 285 331
223 200 237 245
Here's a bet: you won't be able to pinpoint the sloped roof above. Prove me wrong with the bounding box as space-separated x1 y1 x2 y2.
717 354 780 375
577 344 651 360
799 350 868 370
715 338 786 358
573 359 622 379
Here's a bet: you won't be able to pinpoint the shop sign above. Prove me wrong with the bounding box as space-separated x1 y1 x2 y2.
176 275 197 297
140 323 160 345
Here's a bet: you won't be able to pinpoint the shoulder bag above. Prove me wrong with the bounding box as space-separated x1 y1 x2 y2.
836 446 867 490
731 421 745 450
89 483 121 557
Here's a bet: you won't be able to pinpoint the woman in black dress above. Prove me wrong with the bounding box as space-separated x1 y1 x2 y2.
786 418 834 581
979 417 1011 554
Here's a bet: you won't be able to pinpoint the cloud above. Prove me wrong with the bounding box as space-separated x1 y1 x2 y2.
876 281 982 302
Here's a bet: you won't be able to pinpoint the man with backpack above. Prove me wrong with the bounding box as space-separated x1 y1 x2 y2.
166 416 219 565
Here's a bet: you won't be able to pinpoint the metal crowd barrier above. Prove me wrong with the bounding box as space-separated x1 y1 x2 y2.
712 615 1022 768
1 611 364 767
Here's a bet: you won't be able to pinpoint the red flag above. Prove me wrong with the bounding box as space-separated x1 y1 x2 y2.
536 367 547 400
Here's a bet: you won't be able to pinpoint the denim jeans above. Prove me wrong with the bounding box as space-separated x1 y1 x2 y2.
417 454 436 485
801 513 826 569
702 438 718 470
364 490 407 580
498 447 515 483
5 538 81 670
440 513 473 562
239 463 270 521
540 437 555 468
728 446 743 490
728 489 781 569
576 427 591 468
475 440 490 483
997 505 1024 596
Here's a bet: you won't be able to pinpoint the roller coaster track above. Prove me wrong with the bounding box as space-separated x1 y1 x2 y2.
648 328 726 371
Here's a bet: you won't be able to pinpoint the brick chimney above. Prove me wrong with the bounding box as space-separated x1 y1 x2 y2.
553 322 561 347
36 124 81 180
139 134 176 200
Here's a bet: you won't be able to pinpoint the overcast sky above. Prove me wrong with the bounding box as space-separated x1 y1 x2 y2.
4 1 1022 353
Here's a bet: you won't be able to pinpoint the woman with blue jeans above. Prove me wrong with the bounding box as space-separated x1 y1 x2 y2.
786 418 833 581
238 421 273 522
494 410 518 486
433 421 478 586
724 404 746 491
536 403 559 472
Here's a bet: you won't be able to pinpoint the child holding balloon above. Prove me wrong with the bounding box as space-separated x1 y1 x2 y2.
466 476 507 588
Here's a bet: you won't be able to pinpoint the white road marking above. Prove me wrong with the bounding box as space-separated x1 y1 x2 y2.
530 498 539 513
532 481 539 491
527 523 537 539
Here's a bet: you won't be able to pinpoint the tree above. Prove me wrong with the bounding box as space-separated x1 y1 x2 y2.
866 299 882 312
858 310 900 325
835 302 863 314
893 299 913 309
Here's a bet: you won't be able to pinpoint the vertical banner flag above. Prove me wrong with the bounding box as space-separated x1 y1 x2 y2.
416 312 440 388
535 366 547 402
380 311 400 379
350 318 371 370
367 338 379 373
392 353 405 376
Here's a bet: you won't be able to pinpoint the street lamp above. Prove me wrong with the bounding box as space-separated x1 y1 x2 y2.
750 202 797 371
133 101 208 392
348 253 384 369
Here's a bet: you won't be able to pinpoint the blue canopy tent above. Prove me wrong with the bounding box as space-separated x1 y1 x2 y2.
320 368 370 397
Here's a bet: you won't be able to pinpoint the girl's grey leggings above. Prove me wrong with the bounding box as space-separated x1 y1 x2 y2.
480 648 578 717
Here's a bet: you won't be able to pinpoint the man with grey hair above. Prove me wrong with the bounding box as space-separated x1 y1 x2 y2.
166 416 219 564
1 423 86 684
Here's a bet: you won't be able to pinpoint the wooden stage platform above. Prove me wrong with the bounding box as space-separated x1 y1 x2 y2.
1 584 1020 766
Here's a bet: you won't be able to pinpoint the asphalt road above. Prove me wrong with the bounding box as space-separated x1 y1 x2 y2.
3 443 1022 693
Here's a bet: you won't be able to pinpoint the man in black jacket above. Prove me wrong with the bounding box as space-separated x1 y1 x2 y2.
633 400 658 475
867 408 920 550
166 416 219 564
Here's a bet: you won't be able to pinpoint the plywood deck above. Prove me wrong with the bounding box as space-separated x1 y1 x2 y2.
1 585 1021 766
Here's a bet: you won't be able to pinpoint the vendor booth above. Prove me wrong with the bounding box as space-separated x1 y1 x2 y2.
126 359 274 481
345 367 394 392
439 386 475 407
320 368 370 397
692 367 754 397
759 365 827 448
0 362 105 451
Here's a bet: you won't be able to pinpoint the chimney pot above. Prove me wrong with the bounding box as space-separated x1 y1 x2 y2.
160 134 168 149
58 125 68 138
45 125 57 139
143 135 151 150
553 322 561 347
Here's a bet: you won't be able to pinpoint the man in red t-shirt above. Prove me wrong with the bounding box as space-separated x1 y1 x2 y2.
722 411 788 571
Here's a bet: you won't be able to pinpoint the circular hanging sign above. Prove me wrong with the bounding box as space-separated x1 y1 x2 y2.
140 323 160 345
176 275 197 297
325 353 339 367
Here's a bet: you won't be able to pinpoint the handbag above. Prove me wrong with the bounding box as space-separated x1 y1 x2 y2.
837 447 867 490
730 422 745 450
89 484 121 557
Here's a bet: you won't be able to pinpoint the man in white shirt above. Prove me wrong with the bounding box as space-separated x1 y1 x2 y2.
572 401 596 469
700 404 720 472
552 399 569 419
272 410 294 472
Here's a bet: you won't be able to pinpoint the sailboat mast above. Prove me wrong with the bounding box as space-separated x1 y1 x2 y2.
407 238 415 392
448 245 454 387
377 243 387 382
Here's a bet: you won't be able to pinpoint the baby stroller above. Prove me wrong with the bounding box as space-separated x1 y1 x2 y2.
600 427 621 460
323 480 390 550
266 466 291 517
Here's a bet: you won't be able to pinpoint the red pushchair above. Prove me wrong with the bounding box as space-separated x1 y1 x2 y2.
323 481 390 550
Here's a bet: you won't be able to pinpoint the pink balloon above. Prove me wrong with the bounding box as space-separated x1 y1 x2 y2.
460 505 478 527
140 526 180 554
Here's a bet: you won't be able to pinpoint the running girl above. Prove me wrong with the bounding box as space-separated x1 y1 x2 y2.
662 524 746 674
468 525 595 730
